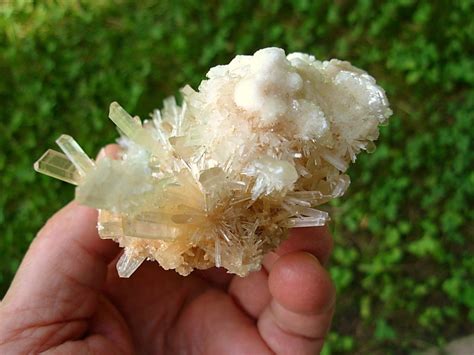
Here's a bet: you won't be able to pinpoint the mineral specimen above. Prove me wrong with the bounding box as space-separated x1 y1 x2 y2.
34 47 392 278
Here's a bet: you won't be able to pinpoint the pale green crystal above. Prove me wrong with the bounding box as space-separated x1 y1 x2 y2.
56 134 95 176
34 149 80 185
109 101 163 156
76 157 154 213
109 101 142 138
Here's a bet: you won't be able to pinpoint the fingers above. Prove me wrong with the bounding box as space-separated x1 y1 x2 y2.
169 289 273 355
228 226 332 321
268 253 334 313
40 296 133 354
273 226 333 266
228 268 271 318
0 202 121 351
258 252 335 355
194 267 234 289
4 203 120 308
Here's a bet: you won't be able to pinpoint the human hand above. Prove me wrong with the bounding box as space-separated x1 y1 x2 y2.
0 148 335 355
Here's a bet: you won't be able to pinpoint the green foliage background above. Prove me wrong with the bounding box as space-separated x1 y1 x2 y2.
1 0 473 353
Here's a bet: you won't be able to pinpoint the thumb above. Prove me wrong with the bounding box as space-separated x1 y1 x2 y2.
2 202 120 321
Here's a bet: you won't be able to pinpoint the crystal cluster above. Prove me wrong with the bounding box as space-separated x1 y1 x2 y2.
34 48 392 278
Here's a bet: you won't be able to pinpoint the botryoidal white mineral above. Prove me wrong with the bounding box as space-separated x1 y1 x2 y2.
34 48 392 278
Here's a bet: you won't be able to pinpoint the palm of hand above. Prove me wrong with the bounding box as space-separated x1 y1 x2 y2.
0 204 334 355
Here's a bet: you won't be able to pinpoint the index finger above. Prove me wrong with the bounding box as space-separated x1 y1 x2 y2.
3 202 119 311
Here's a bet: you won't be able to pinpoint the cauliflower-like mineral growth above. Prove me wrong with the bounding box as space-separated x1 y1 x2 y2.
34 47 392 278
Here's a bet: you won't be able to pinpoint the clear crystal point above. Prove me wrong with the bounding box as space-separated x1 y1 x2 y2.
116 250 146 278
34 149 81 185
109 101 142 138
109 102 164 155
56 134 95 176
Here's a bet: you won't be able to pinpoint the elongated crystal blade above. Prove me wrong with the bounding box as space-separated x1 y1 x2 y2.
122 213 181 240
109 102 142 138
33 149 80 185
286 191 325 204
320 150 348 172
214 238 221 268
116 251 145 278
288 215 328 227
288 208 329 227
56 134 95 176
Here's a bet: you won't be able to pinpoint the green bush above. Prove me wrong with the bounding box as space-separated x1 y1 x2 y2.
1 1 473 353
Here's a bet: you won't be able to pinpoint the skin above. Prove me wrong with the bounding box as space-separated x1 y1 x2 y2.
0 145 335 355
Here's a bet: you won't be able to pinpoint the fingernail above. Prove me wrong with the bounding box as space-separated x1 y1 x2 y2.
302 252 321 266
